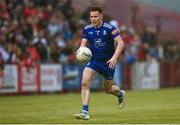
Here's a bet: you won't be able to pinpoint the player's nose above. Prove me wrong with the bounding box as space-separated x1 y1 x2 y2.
91 17 96 21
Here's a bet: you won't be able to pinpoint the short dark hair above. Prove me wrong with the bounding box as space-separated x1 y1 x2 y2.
89 6 103 14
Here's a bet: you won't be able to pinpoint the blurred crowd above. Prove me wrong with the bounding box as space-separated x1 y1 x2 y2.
0 0 180 69
122 24 179 63
0 0 83 68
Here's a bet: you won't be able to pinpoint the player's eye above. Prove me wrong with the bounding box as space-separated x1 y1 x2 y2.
90 16 98 18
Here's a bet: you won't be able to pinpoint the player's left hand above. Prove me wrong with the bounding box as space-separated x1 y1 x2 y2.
107 57 117 69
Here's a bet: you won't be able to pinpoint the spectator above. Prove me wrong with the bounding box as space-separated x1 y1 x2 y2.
141 26 157 48
32 30 48 62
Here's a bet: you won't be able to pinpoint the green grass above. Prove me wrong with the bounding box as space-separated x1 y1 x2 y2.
0 88 180 124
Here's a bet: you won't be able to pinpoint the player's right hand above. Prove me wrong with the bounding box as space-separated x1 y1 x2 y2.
107 57 116 69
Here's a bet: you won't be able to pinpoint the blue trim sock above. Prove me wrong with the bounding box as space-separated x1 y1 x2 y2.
82 105 89 113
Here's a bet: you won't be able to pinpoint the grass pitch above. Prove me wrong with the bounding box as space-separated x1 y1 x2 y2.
0 88 180 124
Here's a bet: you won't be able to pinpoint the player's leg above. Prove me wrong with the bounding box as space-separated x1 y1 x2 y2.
75 67 97 120
103 78 125 109
81 67 97 110
103 79 119 95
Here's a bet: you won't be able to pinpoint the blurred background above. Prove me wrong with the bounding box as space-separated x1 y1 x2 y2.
0 0 179 94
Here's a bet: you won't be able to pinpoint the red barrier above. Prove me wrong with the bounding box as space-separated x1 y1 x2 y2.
18 64 40 94
122 64 132 90
160 62 180 87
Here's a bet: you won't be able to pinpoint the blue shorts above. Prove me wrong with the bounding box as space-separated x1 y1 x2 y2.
86 60 114 80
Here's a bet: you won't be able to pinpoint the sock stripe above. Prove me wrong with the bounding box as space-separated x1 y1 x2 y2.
82 105 89 112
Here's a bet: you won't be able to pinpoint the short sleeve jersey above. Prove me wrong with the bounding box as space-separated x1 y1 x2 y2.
82 22 120 62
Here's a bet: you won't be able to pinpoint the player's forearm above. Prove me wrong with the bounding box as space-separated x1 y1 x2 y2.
113 40 124 60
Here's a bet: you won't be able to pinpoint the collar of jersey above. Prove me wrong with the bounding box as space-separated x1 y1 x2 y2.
93 21 104 29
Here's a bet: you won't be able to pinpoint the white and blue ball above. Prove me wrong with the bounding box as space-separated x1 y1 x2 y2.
76 47 92 62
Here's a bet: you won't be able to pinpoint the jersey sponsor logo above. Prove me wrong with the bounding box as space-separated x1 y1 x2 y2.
94 38 106 48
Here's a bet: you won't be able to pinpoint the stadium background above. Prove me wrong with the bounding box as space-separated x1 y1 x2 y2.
0 0 180 124
0 0 179 93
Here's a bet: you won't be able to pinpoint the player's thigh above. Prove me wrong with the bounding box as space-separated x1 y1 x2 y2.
82 67 98 87
103 78 113 91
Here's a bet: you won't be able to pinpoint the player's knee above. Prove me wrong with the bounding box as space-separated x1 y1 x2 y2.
81 80 89 89
105 89 112 94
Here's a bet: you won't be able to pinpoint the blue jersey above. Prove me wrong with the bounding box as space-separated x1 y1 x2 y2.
82 22 120 62
82 22 120 80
